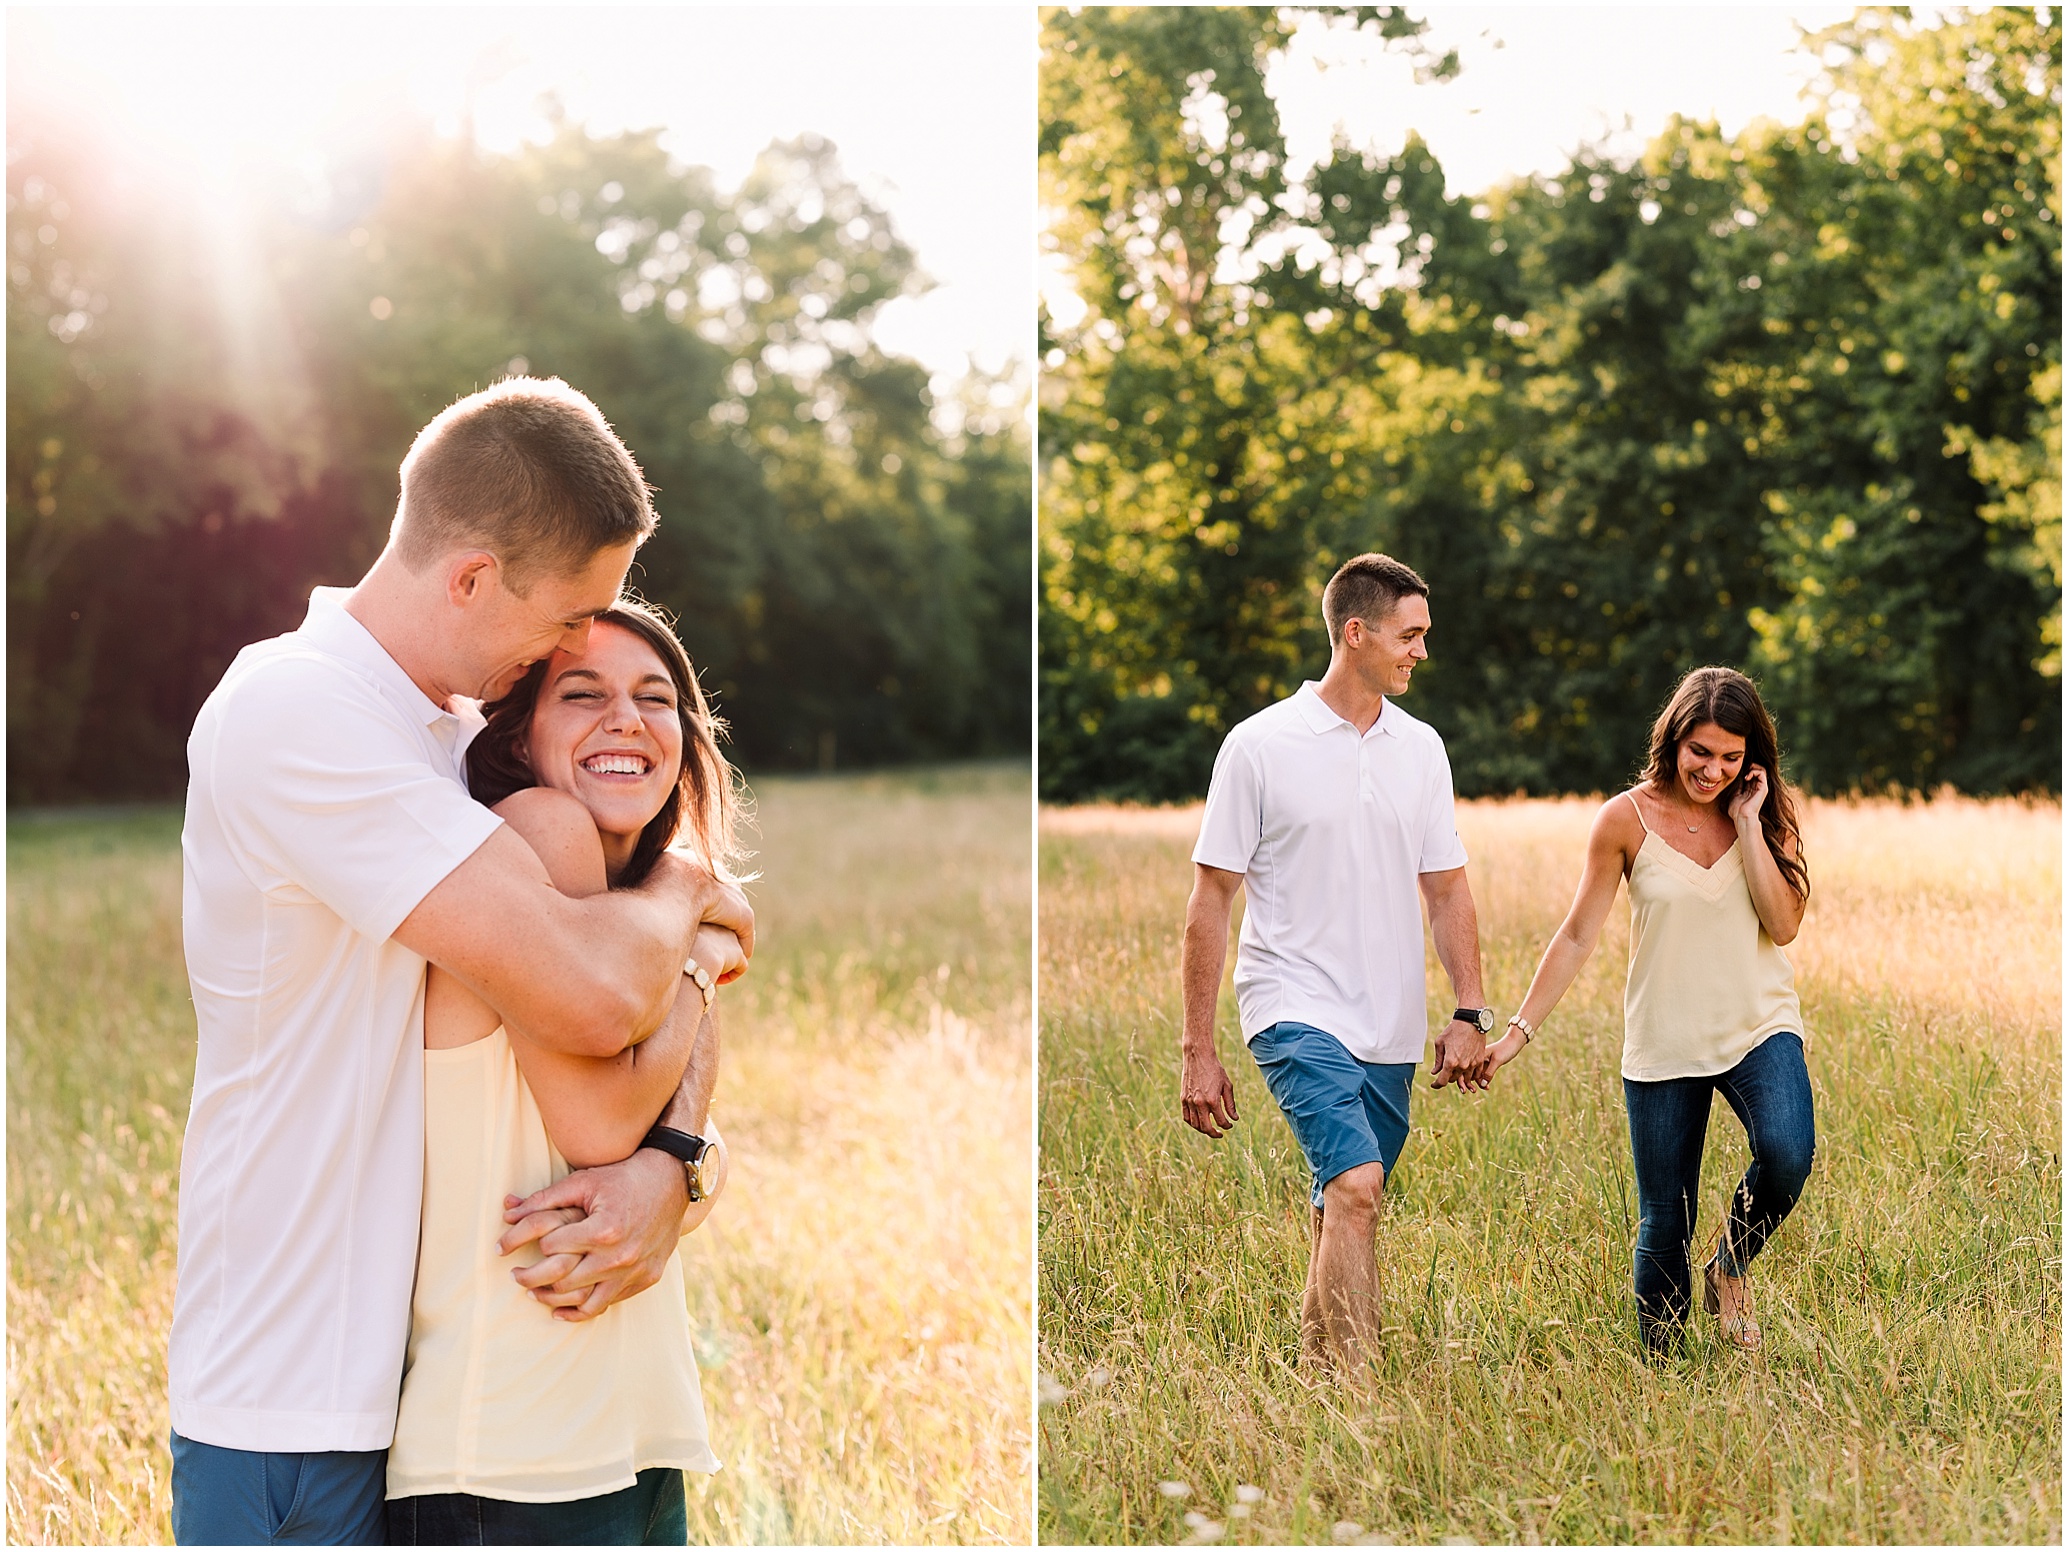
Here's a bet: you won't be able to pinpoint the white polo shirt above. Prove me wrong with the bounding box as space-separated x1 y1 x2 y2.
1192 682 1468 1065
170 588 502 1453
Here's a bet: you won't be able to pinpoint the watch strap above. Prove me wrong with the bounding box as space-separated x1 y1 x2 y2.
642 1124 715 1203
640 1124 711 1165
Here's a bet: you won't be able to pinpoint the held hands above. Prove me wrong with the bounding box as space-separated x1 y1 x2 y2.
497 1148 688 1321
1428 1019 1492 1092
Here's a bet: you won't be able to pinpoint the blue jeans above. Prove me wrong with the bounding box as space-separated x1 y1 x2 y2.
385 1469 687 1545
1623 1031 1815 1353
169 1431 387 1545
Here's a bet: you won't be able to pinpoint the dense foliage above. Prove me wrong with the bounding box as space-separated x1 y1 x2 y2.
1040 6 2060 800
8 107 1030 802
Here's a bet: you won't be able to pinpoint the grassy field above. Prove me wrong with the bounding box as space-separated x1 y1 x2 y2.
7 763 1033 1546
1039 796 2060 1545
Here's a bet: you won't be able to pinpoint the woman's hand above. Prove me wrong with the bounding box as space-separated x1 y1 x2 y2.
691 924 747 986
1484 1026 1528 1076
1729 763 1769 829
500 1200 589 1306
1731 763 1807 944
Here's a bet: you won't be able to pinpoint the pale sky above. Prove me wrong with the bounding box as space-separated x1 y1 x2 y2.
1275 6 1860 192
1043 6 1866 326
11 6 1036 394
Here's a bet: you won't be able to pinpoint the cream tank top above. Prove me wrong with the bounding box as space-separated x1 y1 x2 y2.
386 1029 720 1503
1620 791 1804 1083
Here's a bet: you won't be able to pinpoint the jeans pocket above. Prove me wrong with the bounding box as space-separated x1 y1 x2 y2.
263 1452 308 1539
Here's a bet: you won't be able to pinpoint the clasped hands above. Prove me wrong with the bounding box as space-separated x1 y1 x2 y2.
1428 1014 1529 1095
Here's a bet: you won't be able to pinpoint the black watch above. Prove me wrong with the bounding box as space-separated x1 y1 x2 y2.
640 1124 718 1203
1453 1006 1495 1035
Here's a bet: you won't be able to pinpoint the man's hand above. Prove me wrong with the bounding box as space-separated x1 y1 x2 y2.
498 1148 687 1321
1429 1019 1489 1092
1181 1045 1240 1138
653 851 755 962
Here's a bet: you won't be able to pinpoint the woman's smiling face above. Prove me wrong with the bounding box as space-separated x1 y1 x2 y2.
1676 719 1747 806
524 621 684 848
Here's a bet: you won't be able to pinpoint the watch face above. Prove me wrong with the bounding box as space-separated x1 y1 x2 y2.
688 1150 718 1202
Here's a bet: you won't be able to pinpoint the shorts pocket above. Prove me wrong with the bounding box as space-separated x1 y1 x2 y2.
263 1452 308 1538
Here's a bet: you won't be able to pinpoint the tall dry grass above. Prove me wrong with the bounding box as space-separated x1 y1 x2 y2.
8 764 1033 1545
1039 795 2060 1545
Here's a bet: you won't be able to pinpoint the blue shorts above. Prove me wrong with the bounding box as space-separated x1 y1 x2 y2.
169 1430 387 1545
1248 1021 1414 1208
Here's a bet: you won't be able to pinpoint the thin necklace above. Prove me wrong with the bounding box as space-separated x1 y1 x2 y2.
1660 786 1702 832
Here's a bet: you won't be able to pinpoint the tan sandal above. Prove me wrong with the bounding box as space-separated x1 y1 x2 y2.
1702 1260 1761 1352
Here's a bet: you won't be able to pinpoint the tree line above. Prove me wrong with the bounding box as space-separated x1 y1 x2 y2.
8 106 1030 804
1040 6 2060 802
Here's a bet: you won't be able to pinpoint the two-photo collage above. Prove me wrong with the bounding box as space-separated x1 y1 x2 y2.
7 5 2059 1547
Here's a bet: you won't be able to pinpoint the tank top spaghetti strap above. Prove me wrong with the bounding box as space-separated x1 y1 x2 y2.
1618 790 1804 1082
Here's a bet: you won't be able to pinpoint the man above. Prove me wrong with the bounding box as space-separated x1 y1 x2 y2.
1179 552 1495 1372
170 378 748 1543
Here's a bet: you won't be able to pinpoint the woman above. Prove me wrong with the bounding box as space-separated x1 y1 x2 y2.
1485 666 1815 1356
385 598 745 1542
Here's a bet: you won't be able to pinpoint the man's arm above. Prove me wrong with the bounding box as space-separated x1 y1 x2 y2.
1418 865 1490 1091
445 791 744 1319
1180 864 1244 1138
501 1003 724 1320
395 826 752 1059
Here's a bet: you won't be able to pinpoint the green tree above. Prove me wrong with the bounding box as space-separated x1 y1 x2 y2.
1040 5 2059 801
7 103 1030 802
1039 5 1454 799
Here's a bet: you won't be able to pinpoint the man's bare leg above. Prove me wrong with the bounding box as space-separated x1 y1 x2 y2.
1305 1161 1386 1371
1300 1203 1329 1368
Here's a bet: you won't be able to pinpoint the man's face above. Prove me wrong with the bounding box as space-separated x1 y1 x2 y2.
1349 592 1431 697
466 541 639 703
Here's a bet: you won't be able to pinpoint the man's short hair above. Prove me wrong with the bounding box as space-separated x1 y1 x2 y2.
1322 553 1429 646
391 378 656 592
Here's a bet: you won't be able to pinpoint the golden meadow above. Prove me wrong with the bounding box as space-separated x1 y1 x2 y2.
1039 796 2060 1545
8 765 1032 1545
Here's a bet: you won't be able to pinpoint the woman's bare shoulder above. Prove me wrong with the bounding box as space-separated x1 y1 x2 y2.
490 787 608 897
1589 789 1646 855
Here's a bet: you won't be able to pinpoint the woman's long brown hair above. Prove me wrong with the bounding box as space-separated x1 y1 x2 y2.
1639 665 1809 902
466 596 740 887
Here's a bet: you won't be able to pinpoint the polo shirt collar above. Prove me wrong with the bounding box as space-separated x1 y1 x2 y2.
296 587 459 730
1294 681 1399 738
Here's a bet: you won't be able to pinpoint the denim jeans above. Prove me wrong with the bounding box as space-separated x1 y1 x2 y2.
1623 1031 1815 1353
384 1468 687 1545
